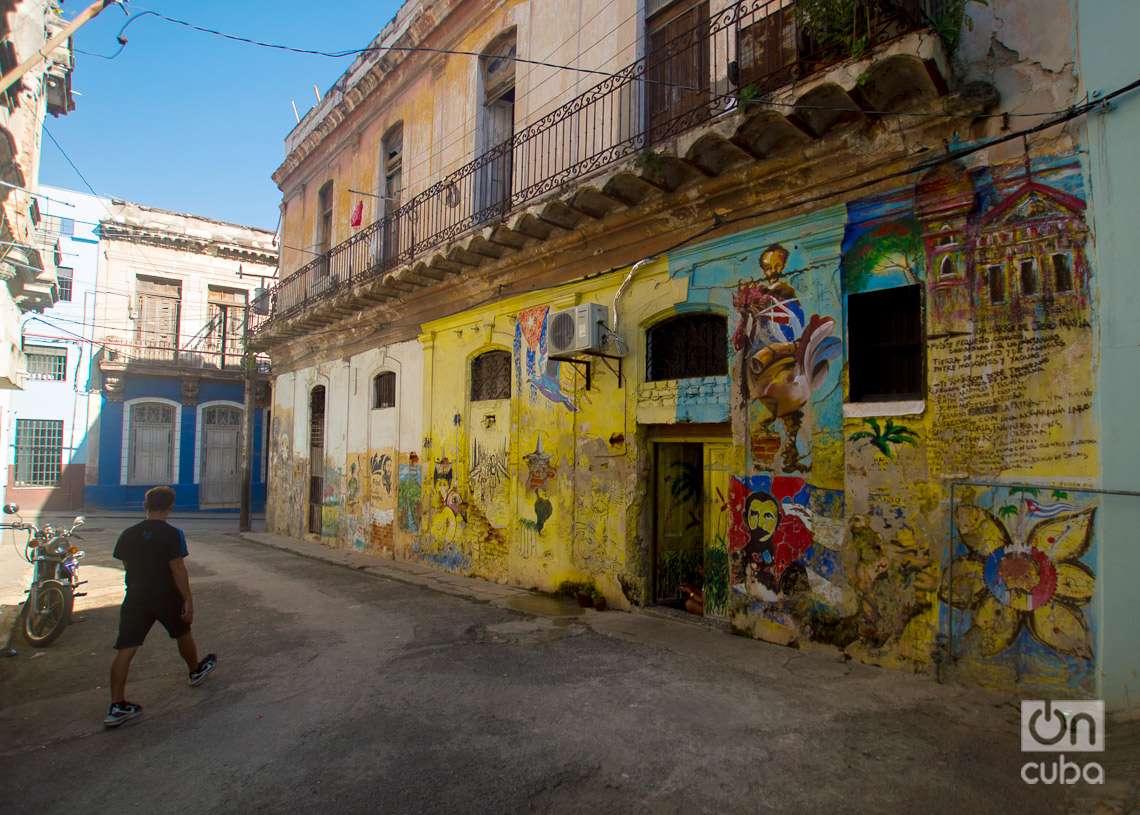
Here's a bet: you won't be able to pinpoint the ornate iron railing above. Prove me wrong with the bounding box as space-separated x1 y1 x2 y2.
256 0 945 331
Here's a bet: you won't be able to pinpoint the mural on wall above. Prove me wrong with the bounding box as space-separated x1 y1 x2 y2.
732 245 841 473
941 485 1098 694
514 304 576 410
470 439 509 506
728 475 842 605
397 460 422 533
848 418 919 459
370 453 393 497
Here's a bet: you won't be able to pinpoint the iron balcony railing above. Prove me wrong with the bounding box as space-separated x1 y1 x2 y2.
257 0 946 331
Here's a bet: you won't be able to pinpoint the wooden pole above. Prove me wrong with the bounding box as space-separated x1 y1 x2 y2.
0 1 120 99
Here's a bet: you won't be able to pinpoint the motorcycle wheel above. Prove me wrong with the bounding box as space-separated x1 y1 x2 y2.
20 580 73 647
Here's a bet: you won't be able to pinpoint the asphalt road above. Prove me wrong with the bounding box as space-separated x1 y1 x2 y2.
0 519 1125 814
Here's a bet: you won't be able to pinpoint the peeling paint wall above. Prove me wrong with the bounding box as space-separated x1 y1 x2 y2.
267 341 423 554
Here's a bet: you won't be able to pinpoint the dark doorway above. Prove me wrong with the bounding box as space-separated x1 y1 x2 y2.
653 442 704 609
308 386 326 535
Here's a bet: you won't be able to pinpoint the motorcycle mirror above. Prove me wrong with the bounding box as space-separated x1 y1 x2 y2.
2 504 18 515
74 515 85 525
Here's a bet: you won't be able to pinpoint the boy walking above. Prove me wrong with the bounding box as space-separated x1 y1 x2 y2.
104 486 217 728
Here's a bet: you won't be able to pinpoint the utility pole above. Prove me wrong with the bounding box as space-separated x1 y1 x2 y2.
0 1 120 99
239 310 255 532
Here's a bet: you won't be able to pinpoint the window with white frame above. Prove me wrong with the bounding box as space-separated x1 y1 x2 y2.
128 402 177 484
14 419 64 486
25 346 67 381
56 266 73 301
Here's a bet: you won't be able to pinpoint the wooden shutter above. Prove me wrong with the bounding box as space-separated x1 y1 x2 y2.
738 6 798 93
646 0 710 142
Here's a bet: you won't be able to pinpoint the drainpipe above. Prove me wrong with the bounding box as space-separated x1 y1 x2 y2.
611 258 652 332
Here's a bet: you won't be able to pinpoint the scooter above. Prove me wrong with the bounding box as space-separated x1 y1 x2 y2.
2 504 87 647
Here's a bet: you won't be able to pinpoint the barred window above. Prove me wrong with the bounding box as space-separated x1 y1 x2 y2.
372 372 396 409
470 350 511 401
14 419 64 486
57 266 73 302
25 347 66 381
646 314 727 381
848 285 923 402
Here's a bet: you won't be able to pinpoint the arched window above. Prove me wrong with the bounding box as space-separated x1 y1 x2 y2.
939 255 956 278
372 371 396 409
470 350 511 401
646 314 727 381
128 401 177 485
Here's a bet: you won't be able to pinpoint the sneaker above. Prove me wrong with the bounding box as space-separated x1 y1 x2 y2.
189 653 217 687
103 701 142 728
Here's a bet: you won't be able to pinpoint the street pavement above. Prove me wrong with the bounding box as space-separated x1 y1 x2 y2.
0 517 1135 815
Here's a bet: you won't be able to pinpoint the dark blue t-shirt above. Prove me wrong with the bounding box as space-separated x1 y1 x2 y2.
113 520 188 605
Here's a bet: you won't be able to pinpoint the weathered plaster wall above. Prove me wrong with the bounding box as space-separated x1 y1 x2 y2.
1078 0 1140 710
278 0 639 275
267 340 424 554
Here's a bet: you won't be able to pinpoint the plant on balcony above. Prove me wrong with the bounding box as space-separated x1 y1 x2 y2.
796 0 988 59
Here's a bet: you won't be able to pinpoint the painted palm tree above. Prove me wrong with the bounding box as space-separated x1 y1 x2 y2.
848 418 919 458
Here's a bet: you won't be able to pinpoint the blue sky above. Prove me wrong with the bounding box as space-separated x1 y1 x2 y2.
41 0 403 230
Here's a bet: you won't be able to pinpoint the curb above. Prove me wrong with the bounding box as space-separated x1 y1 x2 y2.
235 532 535 609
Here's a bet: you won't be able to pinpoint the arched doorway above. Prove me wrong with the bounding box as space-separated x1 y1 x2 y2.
200 404 243 506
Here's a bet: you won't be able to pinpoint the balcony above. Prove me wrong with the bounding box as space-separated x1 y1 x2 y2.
256 0 977 336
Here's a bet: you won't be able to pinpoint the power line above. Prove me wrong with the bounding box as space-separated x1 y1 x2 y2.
98 7 696 91
264 74 1138 342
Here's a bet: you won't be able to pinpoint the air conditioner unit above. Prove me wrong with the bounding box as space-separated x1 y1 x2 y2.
548 303 610 355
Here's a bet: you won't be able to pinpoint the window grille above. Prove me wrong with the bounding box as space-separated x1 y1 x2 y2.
470 350 511 401
25 347 66 381
847 285 923 402
373 372 396 409
14 419 64 486
646 314 727 381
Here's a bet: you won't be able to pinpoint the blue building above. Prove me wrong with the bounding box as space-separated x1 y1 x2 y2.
82 199 277 512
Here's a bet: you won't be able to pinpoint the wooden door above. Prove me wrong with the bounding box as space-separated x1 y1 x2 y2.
128 402 175 485
701 442 733 616
201 405 242 505
646 0 710 143
653 442 704 605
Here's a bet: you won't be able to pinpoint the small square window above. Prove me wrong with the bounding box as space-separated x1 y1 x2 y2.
987 264 1006 304
1052 253 1073 292
848 285 923 402
1019 258 1038 297
372 372 396 409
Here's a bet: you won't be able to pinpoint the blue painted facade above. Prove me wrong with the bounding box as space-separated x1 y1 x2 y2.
85 374 265 512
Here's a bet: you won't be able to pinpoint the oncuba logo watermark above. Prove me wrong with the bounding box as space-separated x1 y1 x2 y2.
1020 700 1105 785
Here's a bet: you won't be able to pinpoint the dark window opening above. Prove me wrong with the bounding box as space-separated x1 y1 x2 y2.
470 350 511 401
373 371 396 409
848 285 923 402
1019 258 1038 297
939 255 956 279
646 313 727 381
987 264 1006 304
308 386 326 535
1052 253 1073 292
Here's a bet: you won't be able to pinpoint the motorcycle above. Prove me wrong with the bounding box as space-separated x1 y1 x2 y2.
2 504 87 647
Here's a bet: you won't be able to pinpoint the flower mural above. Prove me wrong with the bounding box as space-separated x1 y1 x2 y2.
942 501 1096 660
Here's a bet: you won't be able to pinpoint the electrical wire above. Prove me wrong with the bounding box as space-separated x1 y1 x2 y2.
95 6 696 92
262 74 1138 345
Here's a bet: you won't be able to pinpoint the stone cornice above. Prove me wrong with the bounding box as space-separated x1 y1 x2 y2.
100 222 278 266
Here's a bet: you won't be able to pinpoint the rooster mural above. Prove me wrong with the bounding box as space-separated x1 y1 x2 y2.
733 245 841 472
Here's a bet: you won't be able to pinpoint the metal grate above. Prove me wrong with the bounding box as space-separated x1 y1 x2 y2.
372 371 396 409
14 419 64 486
25 348 67 381
470 350 511 401
646 314 727 381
